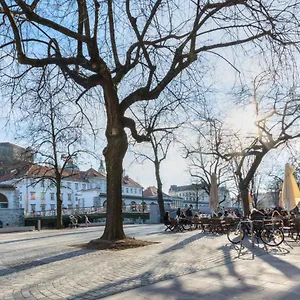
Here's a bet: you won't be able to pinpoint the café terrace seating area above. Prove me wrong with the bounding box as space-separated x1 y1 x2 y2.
164 214 300 242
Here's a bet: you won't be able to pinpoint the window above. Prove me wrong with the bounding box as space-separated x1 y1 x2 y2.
82 183 86 190
30 192 36 200
67 182 71 189
75 183 78 190
126 188 128 193
50 193 55 201
67 193 72 201
134 189 137 194
30 204 36 212
40 204 46 211
68 204 73 209
50 204 55 210
40 180 45 188
130 188 133 193
41 192 45 201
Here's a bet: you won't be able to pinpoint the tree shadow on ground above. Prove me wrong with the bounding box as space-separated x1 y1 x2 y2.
0 248 94 277
159 232 208 254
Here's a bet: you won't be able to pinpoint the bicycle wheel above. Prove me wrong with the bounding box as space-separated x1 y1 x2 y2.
261 228 284 246
227 226 245 244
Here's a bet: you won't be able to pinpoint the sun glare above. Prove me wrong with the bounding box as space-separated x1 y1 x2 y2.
225 104 258 137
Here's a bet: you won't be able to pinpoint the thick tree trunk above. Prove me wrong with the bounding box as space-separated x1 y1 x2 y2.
240 186 250 217
154 161 165 222
101 123 127 240
56 183 63 229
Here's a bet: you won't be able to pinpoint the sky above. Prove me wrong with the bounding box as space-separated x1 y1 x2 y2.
123 144 191 193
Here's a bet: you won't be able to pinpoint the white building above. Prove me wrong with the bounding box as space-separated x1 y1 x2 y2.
168 184 232 211
0 162 146 214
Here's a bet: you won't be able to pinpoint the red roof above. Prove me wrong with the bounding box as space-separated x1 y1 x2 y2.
143 186 169 197
122 175 143 188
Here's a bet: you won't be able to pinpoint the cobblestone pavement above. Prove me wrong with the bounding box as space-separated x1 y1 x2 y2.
0 224 288 299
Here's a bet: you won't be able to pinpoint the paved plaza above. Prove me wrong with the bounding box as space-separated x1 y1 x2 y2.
0 224 300 299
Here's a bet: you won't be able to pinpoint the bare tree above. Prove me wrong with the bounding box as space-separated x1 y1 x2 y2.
222 79 300 215
14 67 92 228
1 1 300 240
132 98 184 221
183 119 234 198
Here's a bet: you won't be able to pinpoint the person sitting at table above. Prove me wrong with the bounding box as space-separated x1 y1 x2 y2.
235 209 242 218
185 206 193 224
179 211 186 219
272 209 282 219
228 209 238 219
250 208 265 220
185 206 193 217
290 204 300 215
163 211 171 225
193 212 200 228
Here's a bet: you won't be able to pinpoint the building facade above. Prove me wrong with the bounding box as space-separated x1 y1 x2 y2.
168 184 232 211
0 162 149 214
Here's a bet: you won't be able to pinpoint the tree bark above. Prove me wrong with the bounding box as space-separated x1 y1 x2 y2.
101 81 127 241
240 185 250 217
154 160 165 222
101 127 127 240
56 182 63 229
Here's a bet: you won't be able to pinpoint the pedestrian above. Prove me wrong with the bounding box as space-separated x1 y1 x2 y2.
176 208 181 219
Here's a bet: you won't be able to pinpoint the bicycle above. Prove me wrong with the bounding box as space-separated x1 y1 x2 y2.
227 218 284 247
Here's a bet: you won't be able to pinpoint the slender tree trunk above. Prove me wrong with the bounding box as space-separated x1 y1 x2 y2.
56 182 63 229
154 160 165 222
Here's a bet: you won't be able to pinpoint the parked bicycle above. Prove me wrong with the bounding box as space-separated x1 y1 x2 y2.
227 218 284 247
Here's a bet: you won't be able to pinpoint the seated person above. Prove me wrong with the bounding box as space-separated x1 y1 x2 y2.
228 209 238 219
290 205 300 215
223 210 229 217
163 212 171 225
235 209 242 218
271 209 282 219
185 207 193 223
179 211 186 219
185 206 193 217
250 208 265 220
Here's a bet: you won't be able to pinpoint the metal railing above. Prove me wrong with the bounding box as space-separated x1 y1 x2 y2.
25 204 151 217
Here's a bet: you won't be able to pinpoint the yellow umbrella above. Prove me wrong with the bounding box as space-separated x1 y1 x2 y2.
280 163 300 211
209 173 219 213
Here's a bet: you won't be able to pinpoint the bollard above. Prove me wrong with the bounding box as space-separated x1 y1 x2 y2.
37 219 41 231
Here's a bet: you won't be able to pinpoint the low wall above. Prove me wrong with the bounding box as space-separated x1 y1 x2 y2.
0 208 25 228
0 226 35 233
